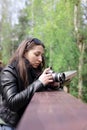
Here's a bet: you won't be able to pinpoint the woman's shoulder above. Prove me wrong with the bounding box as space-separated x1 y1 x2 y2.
3 60 18 71
3 64 15 71
1 63 18 79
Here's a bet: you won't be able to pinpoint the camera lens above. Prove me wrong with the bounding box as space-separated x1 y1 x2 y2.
52 72 65 82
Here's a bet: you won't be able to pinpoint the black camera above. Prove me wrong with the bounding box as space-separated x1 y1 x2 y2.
48 69 66 83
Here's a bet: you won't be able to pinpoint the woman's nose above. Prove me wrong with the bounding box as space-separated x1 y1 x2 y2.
38 55 42 62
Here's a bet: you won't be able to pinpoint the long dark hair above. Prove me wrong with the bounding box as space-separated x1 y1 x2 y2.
9 37 45 87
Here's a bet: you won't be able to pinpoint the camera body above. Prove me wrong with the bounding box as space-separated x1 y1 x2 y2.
48 69 66 83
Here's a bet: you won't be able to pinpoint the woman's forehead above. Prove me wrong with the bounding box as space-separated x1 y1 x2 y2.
31 45 44 51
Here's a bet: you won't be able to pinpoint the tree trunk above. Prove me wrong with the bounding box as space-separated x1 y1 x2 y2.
74 1 84 99
31 0 34 35
78 41 84 98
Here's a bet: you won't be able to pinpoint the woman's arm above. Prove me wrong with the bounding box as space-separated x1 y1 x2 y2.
1 67 43 112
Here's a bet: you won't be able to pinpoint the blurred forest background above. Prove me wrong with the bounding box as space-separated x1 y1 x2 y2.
0 0 87 102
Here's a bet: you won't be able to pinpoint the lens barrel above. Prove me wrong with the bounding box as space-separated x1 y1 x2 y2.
52 72 65 82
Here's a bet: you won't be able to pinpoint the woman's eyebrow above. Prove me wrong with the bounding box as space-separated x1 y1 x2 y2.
35 51 44 54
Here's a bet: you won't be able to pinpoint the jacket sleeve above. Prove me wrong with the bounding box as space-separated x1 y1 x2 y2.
0 67 44 112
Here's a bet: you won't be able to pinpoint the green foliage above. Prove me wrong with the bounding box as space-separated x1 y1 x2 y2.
82 86 87 103
0 0 87 102
1 22 13 64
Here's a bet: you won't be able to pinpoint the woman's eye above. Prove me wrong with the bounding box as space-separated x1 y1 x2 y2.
35 53 39 56
34 52 44 57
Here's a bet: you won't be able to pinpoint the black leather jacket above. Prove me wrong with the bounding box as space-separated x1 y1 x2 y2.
0 63 44 127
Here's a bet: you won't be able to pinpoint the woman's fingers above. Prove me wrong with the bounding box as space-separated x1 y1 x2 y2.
43 68 50 74
39 68 54 85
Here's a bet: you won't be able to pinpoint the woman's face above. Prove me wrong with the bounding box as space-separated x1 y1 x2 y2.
25 45 44 68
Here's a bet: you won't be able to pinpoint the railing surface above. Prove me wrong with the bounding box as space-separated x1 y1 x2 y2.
17 91 87 130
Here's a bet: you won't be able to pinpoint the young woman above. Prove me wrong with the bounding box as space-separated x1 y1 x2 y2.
0 37 59 130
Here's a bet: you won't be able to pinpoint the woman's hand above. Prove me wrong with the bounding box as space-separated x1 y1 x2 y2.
39 68 54 86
